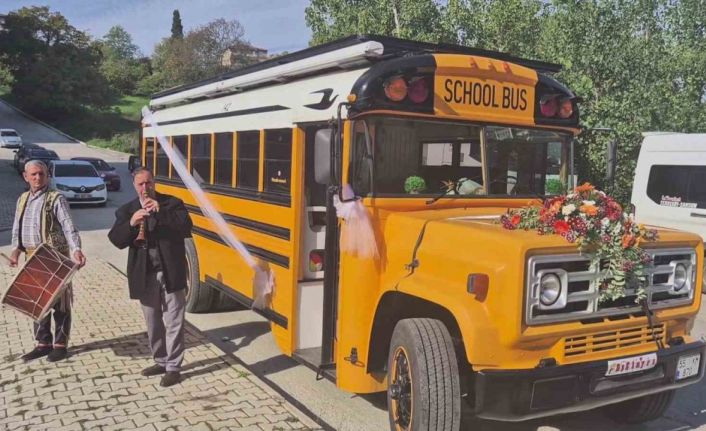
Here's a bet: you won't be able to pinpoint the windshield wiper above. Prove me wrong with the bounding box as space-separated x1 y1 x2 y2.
425 189 449 205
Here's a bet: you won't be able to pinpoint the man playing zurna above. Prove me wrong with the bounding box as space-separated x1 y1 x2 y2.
9 160 86 362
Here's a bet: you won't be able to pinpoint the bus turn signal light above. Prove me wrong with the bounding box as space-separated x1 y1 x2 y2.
539 95 559 117
384 76 408 102
467 273 489 301
408 77 429 104
558 98 573 118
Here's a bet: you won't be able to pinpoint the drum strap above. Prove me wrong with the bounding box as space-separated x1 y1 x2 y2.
16 191 30 252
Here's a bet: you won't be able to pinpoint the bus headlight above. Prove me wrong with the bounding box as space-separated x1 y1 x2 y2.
673 263 688 292
539 273 562 306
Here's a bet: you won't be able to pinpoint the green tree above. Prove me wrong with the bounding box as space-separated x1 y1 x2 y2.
0 6 112 118
305 0 454 45
171 9 184 40
140 17 253 93
100 25 147 95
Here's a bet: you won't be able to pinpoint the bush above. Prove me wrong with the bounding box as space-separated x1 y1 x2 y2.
88 131 139 154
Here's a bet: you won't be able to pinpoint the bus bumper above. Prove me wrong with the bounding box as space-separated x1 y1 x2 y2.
473 340 706 421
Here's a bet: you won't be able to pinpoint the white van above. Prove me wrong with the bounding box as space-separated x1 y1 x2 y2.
631 132 706 291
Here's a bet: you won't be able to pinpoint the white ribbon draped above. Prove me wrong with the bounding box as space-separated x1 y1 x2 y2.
142 107 274 309
333 185 379 260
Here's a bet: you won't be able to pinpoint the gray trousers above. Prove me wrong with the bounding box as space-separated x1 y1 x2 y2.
139 271 186 372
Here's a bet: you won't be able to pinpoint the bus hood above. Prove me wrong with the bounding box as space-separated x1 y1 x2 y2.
382 206 703 260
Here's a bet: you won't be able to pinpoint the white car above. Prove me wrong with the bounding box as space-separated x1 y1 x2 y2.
0 128 23 148
50 160 107 206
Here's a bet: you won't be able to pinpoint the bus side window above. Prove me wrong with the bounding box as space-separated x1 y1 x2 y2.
144 138 154 171
155 137 170 177
264 129 292 195
191 133 212 183
172 135 188 179
214 132 233 187
236 131 260 190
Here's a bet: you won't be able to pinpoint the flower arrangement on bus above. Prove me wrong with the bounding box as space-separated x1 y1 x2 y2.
500 183 658 302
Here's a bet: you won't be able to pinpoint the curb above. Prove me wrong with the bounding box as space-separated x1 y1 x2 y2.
84 143 132 157
0 98 80 144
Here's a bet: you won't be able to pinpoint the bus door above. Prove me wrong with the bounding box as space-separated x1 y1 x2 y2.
293 125 338 378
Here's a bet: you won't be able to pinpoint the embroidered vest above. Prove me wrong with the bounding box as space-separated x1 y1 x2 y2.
17 189 69 255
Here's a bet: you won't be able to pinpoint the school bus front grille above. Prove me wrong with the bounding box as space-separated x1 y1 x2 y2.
563 323 665 359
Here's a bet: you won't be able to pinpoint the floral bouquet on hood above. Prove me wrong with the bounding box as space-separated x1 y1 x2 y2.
500 183 658 302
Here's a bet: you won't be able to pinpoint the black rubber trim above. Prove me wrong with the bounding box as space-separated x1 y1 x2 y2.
154 178 291 207
474 340 706 421
153 105 289 126
191 225 289 269
185 204 290 240
204 275 288 329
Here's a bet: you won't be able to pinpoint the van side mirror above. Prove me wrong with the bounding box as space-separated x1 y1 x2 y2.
314 129 332 185
606 140 617 184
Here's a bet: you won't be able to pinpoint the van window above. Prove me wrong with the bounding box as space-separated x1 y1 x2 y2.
647 165 706 209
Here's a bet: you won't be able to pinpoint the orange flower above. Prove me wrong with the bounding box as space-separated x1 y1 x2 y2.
549 200 563 214
621 234 636 249
575 182 594 193
580 204 598 216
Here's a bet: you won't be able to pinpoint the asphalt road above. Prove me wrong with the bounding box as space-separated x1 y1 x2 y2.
2 103 706 430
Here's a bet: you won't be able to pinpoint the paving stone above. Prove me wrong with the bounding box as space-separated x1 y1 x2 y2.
0 259 317 431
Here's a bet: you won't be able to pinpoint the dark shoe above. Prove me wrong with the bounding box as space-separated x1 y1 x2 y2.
21 346 52 362
141 364 166 377
160 371 181 387
46 347 68 362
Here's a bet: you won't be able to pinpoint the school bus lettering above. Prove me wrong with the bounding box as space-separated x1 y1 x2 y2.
443 78 528 111
142 36 704 431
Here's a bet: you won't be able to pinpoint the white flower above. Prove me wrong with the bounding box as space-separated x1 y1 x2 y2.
601 217 610 227
582 200 596 206
562 204 576 216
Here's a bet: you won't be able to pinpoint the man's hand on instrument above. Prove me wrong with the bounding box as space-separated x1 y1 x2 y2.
73 250 86 268
130 209 151 227
143 197 160 214
8 249 20 267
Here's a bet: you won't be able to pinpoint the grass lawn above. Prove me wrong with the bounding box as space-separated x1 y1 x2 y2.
52 95 148 153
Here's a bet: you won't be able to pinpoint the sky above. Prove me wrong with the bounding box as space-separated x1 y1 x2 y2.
0 0 313 55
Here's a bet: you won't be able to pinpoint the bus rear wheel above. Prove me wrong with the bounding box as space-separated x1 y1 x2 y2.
602 390 675 424
387 318 461 431
184 238 215 313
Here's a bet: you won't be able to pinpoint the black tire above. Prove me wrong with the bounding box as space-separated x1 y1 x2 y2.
387 318 461 431
184 238 215 313
603 390 675 424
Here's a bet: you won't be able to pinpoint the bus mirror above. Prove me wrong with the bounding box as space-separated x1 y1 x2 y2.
606 140 617 184
314 129 332 184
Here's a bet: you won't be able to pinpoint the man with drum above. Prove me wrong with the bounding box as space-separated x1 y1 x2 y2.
108 167 192 387
9 160 86 362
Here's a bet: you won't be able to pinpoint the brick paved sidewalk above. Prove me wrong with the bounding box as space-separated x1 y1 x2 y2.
0 260 320 431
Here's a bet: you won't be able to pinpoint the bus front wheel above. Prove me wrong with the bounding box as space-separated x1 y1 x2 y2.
602 390 675 424
387 318 461 431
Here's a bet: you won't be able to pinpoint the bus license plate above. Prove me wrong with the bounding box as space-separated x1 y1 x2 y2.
605 353 657 376
676 354 700 380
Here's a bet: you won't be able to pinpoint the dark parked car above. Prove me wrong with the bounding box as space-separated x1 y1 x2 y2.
71 157 121 191
14 145 59 173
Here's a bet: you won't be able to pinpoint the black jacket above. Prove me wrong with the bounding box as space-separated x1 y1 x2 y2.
108 192 193 300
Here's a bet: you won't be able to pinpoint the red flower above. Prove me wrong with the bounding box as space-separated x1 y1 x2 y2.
553 220 570 235
511 214 521 226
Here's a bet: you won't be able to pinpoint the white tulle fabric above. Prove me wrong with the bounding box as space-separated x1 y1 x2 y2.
334 185 379 260
142 108 274 309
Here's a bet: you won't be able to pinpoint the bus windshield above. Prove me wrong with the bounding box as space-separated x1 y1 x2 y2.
350 117 571 198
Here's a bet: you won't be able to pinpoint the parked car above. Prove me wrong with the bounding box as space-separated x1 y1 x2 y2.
0 128 23 148
49 160 107 206
71 157 121 191
15 146 59 173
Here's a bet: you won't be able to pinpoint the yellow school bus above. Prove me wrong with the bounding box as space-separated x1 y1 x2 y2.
141 35 704 430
